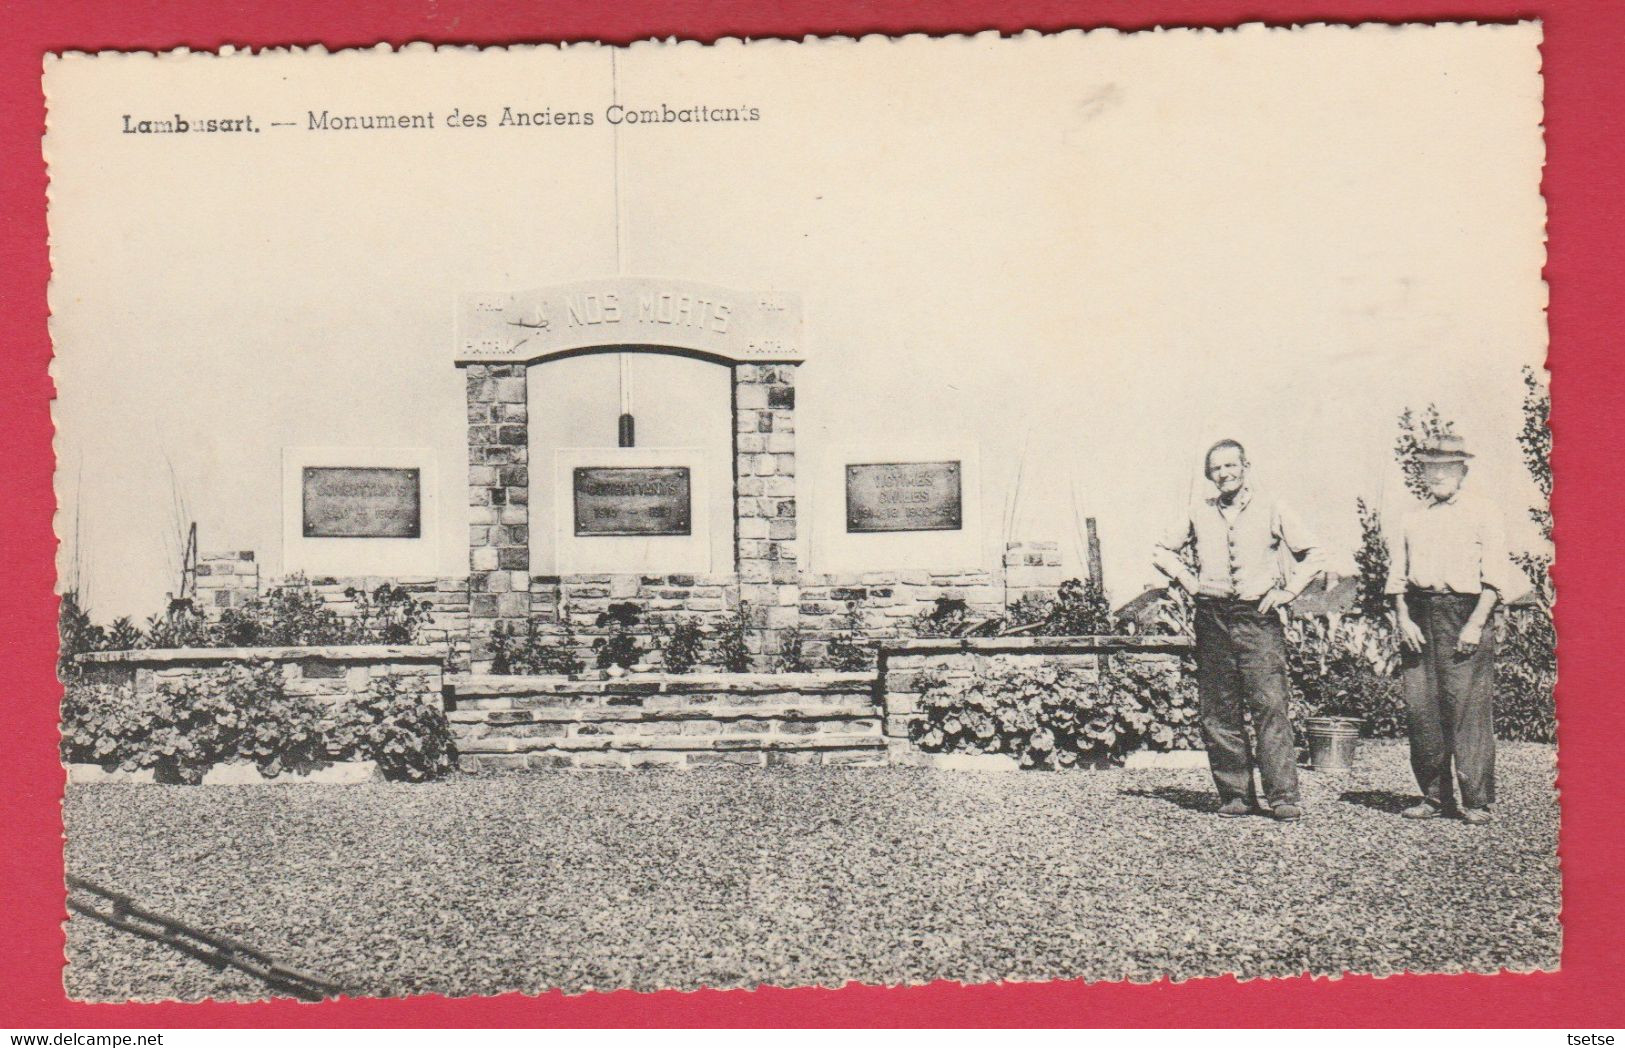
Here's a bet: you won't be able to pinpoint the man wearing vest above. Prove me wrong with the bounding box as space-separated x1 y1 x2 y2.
1385 434 1524 826
1154 439 1325 821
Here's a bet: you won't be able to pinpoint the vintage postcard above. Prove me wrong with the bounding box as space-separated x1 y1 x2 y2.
46 24 1554 1000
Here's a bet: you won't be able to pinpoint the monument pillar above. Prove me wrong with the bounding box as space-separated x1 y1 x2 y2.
731 363 800 663
465 363 531 672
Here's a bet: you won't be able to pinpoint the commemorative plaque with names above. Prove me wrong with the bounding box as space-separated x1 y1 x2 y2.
301 467 422 539
845 461 963 533
574 467 693 537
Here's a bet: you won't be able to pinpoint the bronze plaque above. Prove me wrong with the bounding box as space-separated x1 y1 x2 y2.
301 467 422 538
573 467 692 537
846 461 963 533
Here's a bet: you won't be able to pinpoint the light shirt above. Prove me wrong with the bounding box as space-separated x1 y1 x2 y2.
1154 486 1325 601
1384 491 1525 599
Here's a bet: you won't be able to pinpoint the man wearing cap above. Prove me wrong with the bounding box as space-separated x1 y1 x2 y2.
1386 434 1524 826
1154 439 1325 822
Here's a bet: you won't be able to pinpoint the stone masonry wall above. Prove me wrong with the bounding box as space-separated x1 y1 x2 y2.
294 576 472 672
731 363 799 662
465 362 532 671
796 570 1007 664
1001 541 1064 607
211 540 1087 673
194 551 259 617
79 645 447 722
526 572 739 670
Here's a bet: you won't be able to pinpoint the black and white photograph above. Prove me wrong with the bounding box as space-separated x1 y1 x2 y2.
45 25 1556 1000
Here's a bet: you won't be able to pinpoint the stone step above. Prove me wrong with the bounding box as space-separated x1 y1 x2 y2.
461 746 889 772
446 701 879 724
455 691 872 712
445 669 877 695
456 732 888 755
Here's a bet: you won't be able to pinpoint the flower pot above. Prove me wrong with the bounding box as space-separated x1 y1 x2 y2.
1306 716 1363 772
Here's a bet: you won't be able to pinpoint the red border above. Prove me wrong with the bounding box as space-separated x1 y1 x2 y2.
4 0 1622 1028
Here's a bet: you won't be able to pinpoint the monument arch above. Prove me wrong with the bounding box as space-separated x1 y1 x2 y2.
456 276 806 671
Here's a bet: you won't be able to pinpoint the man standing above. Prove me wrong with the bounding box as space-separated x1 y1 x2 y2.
1386 434 1523 825
1154 439 1325 821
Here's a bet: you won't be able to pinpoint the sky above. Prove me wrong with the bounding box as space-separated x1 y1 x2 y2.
45 25 1548 620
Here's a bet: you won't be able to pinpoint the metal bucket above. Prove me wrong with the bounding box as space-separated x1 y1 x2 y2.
1306 716 1363 772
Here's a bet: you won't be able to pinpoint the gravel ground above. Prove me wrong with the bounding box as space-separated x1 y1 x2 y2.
63 741 1560 1001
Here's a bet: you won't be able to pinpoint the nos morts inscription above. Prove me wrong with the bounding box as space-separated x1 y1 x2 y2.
302 467 422 538
574 467 692 537
846 461 963 533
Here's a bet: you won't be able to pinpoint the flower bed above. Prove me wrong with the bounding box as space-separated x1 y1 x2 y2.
879 636 1200 768
68 646 452 782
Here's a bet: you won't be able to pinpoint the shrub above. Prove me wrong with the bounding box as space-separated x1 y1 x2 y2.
1353 498 1392 618
717 603 753 672
1495 605 1556 744
216 664 331 778
333 675 456 781
490 616 585 676
911 596 970 639
775 624 809 672
348 583 435 644
105 616 144 652
1003 592 1055 632
593 601 647 670
1045 577 1115 636
61 679 160 767
659 618 705 674
142 600 213 650
1284 616 1405 741
61 660 327 784
58 592 106 678
824 601 874 671
214 574 353 647
62 661 457 783
914 656 1201 769
487 620 519 674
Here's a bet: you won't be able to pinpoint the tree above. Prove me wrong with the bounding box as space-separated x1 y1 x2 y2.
1394 404 1457 501
1353 497 1391 618
1518 365 1552 542
1516 365 1554 604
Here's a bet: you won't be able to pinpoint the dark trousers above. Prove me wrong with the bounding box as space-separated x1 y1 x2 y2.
1402 590 1497 811
1194 598 1300 806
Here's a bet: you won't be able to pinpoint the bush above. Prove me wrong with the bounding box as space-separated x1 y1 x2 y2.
593 601 647 670
946 577 1114 639
1003 592 1054 632
333 675 456 781
659 618 706 674
776 624 809 672
214 574 353 647
489 616 586 676
824 601 874 671
1285 616 1405 741
348 583 435 644
60 680 161 768
1281 609 1555 744
63 573 441 663
58 592 106 679
1496 605 1556 744
914 656 1201 769
911 597 971 639
105 616 144 652
142 601 213 651
717 603 753 673
62 661 457 783
61 661 328 784
1044 577 1115 636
